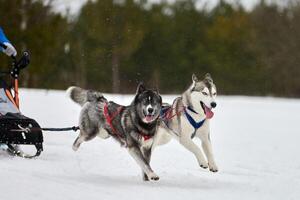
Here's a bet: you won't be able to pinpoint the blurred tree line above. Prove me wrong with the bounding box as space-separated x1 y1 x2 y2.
1 0 300 97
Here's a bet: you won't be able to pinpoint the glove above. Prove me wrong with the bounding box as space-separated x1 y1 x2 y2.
2 42 17 57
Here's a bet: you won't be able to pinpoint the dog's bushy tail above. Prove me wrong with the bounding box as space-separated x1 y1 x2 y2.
66 86 105 106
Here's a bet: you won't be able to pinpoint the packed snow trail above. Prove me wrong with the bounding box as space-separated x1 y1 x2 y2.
0 89 299 200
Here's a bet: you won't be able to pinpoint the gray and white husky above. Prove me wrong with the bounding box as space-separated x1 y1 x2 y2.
67 83 162 181
154 73 218 172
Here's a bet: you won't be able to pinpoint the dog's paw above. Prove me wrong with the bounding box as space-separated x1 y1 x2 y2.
72 145 79 151
143 173 149 181
209 168 218 173
150 176 160 181
208 163 218 173
199 162 209 169
147 172 160 181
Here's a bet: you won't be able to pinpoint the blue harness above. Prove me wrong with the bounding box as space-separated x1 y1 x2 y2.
184 106 206 138
160 105 206 139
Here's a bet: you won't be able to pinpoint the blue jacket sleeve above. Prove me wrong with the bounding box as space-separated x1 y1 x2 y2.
0 27 10 44
0 27 10 51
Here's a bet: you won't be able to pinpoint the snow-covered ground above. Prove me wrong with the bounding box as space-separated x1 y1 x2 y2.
0 89 299 200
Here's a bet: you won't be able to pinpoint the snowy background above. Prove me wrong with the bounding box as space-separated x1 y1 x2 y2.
0 89 299 200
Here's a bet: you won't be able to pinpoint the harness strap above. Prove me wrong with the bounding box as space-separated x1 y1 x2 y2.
41 126 79 132
184 107 206 139
161 105 206 139
184 108 206 129
143 135 152 141
186 106 198 114
161 106 184 121
161 105 206 129
139 132 152 141
103 103 151 142
103 103 124 139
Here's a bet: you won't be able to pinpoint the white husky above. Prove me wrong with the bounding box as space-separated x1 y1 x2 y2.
154 73 218 172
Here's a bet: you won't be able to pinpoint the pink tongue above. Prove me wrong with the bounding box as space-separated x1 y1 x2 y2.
145 115 154 122
204 106 214 119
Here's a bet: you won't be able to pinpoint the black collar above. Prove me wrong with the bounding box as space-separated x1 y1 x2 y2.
187 106 198 114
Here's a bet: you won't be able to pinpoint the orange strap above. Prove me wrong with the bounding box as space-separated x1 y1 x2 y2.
14 79 19 108
5 88 18 109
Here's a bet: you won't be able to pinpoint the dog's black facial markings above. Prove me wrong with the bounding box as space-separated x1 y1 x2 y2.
203 79 215 96
200 101 206 114
134 90 161 136
134 90 162 124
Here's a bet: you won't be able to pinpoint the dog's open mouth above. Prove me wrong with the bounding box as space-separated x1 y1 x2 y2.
143 111 156 123
200 102 214 119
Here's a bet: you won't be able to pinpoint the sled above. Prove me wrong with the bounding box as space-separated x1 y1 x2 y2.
0 49 43 158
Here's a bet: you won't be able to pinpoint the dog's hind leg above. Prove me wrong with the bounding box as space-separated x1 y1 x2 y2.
72 129 98 151
179 136 208 169
199 132 218 172
128 146 159 181
97 128 110 139
72 134 85 151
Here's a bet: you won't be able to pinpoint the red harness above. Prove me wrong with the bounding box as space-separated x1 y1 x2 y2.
103 103 152 141
161 106 184 121
139 132 152 141
103 103 124 139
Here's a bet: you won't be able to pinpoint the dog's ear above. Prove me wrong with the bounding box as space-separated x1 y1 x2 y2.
205 73 213 83
153 86 160 94
136 82 146 94
192 74 199 82
153 87 162 103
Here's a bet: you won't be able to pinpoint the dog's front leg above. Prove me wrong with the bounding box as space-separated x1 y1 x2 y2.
180 136 208 169
200 132 218 172
141 147 152 181
128 146 159 181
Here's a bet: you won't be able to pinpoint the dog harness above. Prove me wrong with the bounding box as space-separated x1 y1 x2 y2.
103 103 124 139
160 105 184 127
103 103 153 141
138 132 152 141
184 106 206 139
160 105 206 139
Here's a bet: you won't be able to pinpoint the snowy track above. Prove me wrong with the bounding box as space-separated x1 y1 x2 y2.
1 89 299 200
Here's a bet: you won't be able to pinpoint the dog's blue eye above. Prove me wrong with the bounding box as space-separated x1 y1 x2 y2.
202 92 208 96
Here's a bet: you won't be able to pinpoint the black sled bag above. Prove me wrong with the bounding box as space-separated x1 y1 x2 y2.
0 82 43 156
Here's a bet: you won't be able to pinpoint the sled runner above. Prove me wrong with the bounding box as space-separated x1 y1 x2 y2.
0 49 43 158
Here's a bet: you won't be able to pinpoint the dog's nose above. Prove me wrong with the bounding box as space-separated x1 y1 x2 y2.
148 107 154 114
211 102 217 108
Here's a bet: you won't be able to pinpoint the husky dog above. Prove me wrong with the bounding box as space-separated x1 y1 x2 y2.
67 83 162 181
154 73 218 172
